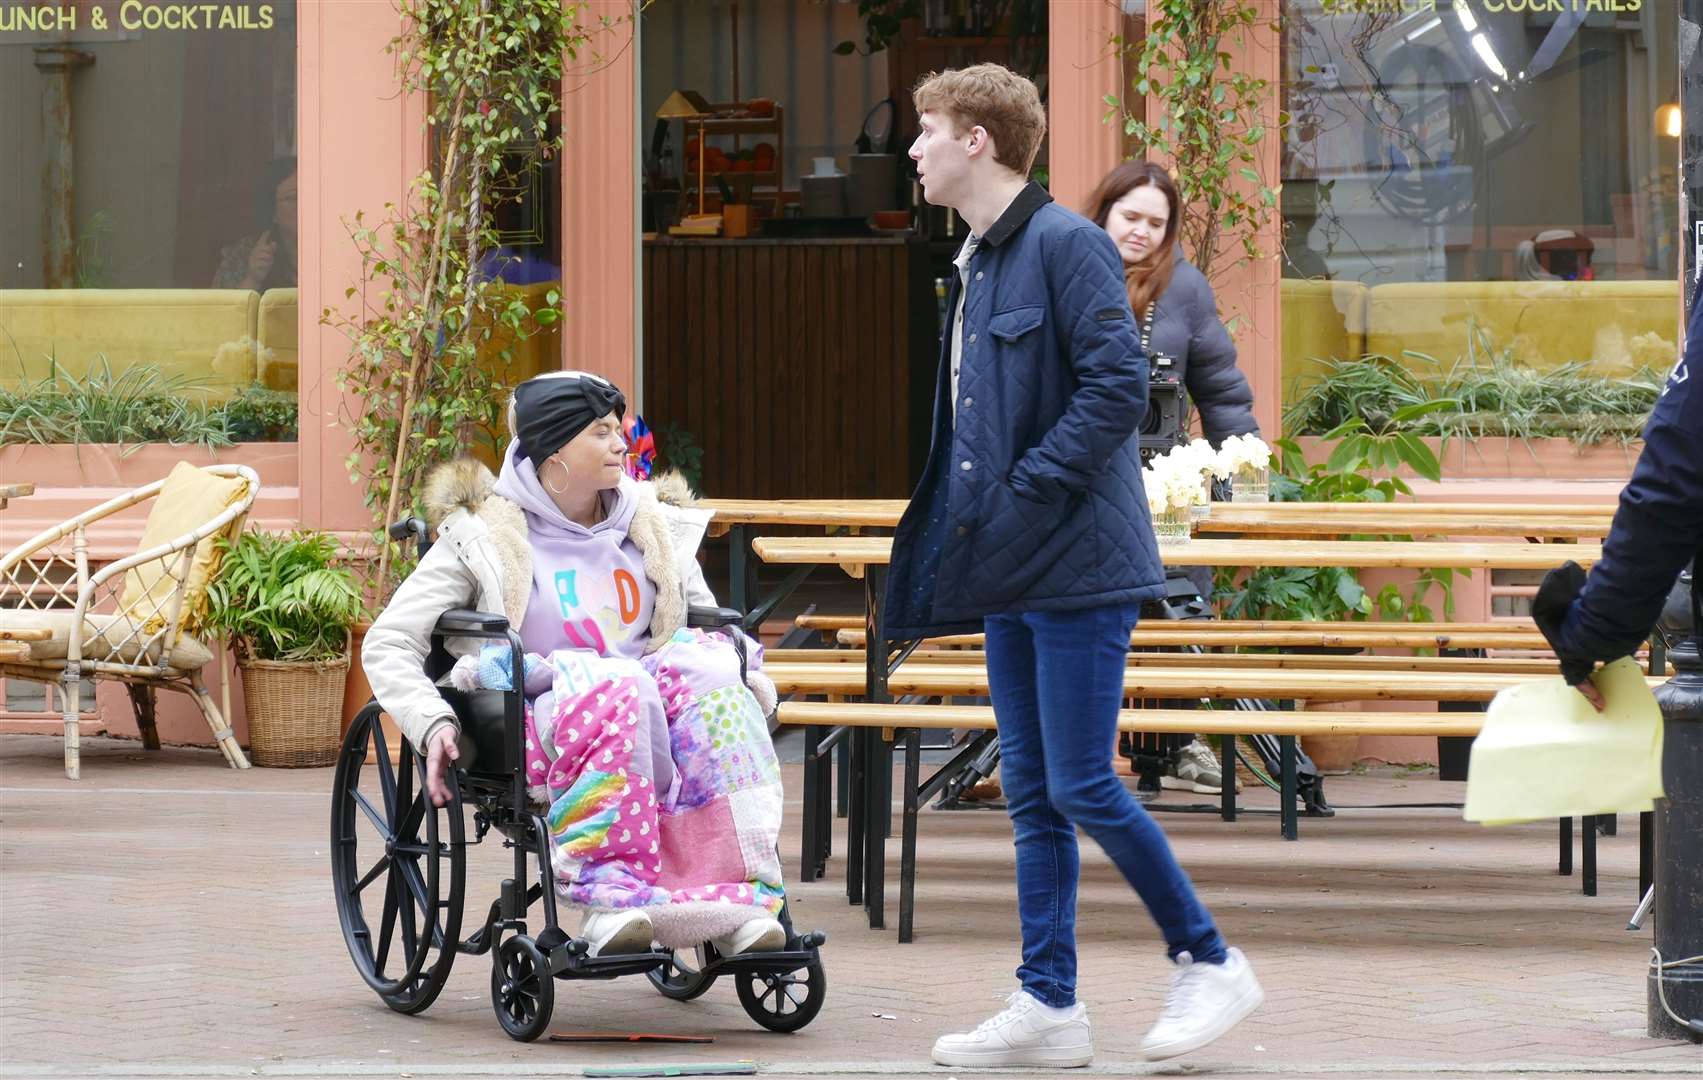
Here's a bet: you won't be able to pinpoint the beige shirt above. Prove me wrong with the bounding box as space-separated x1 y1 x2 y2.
950 233 981 423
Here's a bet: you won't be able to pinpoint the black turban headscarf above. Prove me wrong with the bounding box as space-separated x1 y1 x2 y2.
513 374 627 464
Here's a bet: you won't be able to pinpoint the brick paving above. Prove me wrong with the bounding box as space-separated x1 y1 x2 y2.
1 733 1698 1079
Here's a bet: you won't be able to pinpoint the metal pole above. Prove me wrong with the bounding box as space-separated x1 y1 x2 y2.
1648 568 1703 1042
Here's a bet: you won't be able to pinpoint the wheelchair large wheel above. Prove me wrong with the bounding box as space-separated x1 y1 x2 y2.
331 701 466 1014
646 948 718 1002
735 961 826 1033
492 934 554 1042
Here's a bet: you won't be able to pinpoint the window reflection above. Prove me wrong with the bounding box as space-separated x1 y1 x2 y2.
0 2 299 441
1281 1 1679 413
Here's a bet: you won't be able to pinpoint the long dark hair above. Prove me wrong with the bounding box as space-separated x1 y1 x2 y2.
1083 161 1179 319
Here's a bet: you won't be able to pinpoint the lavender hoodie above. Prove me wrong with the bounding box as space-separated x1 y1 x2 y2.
492 441 656 660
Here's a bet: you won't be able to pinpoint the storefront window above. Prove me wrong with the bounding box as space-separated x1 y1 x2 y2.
1280 1 1679 438
1 1 299 445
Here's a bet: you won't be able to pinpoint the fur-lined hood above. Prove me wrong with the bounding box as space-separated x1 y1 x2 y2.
422 458 697 529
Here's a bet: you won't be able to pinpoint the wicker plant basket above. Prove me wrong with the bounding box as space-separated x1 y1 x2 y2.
238 647 351 768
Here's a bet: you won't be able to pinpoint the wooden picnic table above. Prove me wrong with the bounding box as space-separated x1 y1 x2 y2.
705 496 1614 623
751 535 1604 575
702 497 1613 535
762 660 1658 702
0 483 35 512
0 626 47 663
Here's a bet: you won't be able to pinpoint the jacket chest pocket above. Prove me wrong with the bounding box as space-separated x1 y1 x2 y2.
988 305 1044 344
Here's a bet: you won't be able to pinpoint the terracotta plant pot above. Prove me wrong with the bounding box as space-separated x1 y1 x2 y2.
1300 732 1362 775
341 620 402 763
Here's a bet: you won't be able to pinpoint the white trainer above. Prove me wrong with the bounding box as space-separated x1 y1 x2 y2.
1139 947 1264 1061
712 916 787 956
579 909 654 958
931 990 1093 1069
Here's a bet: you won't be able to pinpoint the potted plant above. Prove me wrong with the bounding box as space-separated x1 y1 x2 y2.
205 530 363 767
1214 433 1462 773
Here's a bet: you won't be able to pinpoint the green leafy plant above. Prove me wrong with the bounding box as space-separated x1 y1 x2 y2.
221 385 299 443
1216 435 1462 624
1109 0 1277 331
204 531 364 663
0 356 233 454
1285 326 1662 447
327 0 623 596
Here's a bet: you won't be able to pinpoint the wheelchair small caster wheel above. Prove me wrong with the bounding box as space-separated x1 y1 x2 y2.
647 948 717 1002
736 961 826 1033
492 935 554 1042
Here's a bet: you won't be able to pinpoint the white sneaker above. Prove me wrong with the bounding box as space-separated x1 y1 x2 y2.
1140 947 1264 1061
931 990 1093 1069
579 909 654 958
1161 738 1241 794
711 916 787 956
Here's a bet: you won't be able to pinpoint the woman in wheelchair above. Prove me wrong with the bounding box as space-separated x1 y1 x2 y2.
363 371 788 963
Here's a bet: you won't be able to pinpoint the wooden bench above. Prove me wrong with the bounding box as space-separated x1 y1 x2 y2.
757 531 1623 937
766 647 1561 674
775 700 1623 942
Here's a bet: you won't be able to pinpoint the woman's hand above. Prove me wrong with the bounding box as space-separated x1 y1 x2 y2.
425 724 460 807
242 230 275 289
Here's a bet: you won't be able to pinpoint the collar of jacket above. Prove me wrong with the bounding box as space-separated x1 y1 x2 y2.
979 181 1053 248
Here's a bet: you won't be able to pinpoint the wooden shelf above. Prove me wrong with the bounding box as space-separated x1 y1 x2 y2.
696 117 782 136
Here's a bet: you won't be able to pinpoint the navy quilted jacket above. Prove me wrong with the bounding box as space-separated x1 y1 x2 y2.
883 183 1167 639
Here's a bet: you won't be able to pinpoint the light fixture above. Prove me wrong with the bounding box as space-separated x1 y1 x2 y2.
655 89 719 230
1657 103 1682 139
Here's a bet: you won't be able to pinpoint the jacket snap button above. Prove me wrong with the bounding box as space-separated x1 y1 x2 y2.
960 460 973 471
974 271 984 281
968 332 978 344
962 397 973 408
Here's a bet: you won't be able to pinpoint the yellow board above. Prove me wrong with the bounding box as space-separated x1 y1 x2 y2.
1464 657 1665 825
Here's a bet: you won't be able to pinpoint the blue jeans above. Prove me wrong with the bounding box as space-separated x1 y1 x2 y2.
985 603 1227 1008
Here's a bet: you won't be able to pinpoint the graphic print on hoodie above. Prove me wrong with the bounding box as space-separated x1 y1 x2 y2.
491 440 656 660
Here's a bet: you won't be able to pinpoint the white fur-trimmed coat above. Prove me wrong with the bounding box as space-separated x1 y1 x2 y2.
363 460 767 753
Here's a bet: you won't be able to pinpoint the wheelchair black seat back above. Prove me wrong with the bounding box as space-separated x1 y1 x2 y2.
330 518 826 1042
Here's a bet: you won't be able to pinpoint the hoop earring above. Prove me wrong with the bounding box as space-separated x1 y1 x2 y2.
544 459 570 495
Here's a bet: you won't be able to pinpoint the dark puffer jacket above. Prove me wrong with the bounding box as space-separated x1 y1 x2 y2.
1145 258 1259 445
883 183 1167 639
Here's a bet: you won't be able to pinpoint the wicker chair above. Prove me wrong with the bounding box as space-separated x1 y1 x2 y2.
0 464 259 779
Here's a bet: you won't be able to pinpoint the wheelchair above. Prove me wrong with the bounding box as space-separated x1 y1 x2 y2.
330 519 827 1042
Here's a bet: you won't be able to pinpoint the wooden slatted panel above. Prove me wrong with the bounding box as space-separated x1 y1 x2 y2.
642 238 919 499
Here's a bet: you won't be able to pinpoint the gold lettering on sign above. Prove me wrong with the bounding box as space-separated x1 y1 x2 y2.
111 2 277 31
0 5 78 32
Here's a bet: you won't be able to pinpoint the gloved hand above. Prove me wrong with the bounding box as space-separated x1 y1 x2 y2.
1531 560 1599 693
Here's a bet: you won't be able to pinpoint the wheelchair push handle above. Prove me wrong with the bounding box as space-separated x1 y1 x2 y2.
387 516 431 559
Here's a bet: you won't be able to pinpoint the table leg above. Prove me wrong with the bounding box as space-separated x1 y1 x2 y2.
899 726 921 943
1220 734 1237 822
1280 735 1297 841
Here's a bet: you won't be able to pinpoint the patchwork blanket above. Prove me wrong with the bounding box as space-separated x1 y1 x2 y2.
469 629 784 947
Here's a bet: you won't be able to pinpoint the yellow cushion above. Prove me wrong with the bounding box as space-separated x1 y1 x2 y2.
1364 280 1679 378
0 288 260 401
257 288 299 392
118 462 252 635
1281 278 1368 392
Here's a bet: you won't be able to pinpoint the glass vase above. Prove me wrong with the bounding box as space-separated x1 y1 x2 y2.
1191 476 1212 520
1154 506 1192 545
1231 463 1269 503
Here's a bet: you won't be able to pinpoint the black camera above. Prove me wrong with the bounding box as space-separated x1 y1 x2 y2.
1138 351 1188 462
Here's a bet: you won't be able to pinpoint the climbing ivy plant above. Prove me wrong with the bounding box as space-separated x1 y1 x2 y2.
326 0 630 596
1107 1 1278 331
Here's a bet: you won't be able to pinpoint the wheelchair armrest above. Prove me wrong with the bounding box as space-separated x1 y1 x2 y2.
687 605 744 630
436 608 511 634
